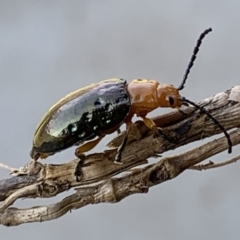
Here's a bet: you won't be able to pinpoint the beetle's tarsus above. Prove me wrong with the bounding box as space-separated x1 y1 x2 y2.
114 148 125 164
117 128 121 134
75 166 82 182
74 154 86 182
174 120 191 138
114 155 123 164
155 128 176 144
113 136 128 164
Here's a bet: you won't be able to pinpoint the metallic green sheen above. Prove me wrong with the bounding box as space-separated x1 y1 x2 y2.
31 79 131 155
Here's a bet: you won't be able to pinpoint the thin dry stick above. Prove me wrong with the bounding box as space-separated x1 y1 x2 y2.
0 162 17 172
0 184 40 213
190 154 240 171
0 129 240 226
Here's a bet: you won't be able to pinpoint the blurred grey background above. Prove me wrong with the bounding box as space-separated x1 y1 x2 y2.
0 1 240 239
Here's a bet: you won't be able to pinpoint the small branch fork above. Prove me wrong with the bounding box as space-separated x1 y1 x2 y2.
190 155 240 171
0 86 240 226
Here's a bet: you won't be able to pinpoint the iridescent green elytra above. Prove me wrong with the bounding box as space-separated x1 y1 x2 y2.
30 78 131 159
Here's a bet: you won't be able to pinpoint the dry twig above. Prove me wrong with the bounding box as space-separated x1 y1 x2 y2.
190 154 240 170
0 86 240 226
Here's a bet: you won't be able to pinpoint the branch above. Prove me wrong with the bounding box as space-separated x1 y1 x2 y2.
190 154 240 170
0 86 240 226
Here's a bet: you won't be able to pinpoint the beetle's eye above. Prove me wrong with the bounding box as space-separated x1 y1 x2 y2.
168 96 174 106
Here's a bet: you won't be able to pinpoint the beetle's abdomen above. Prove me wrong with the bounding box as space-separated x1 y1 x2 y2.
32 79 131 154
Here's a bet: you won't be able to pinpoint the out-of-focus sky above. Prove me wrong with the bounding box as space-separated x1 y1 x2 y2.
0 1 240 239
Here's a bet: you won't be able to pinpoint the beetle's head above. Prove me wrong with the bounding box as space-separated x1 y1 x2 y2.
157 84 184 108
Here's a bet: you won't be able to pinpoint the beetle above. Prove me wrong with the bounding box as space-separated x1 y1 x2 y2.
30 28 232 171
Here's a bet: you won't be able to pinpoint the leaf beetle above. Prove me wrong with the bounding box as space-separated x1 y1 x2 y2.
30 28 232 174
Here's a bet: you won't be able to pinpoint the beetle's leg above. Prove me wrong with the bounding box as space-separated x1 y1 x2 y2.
117 128 121 134
114 122 133 163
74 154 86 182
30 148 51 161
74 136 105 181
39 153 52 159
75 135 105 157
142 117 175 143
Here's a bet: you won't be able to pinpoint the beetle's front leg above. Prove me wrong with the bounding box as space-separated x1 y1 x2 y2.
156 127 176 143
142 117 176 143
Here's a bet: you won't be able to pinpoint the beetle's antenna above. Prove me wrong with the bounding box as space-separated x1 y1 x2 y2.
178 28 212 91
181 97 232 154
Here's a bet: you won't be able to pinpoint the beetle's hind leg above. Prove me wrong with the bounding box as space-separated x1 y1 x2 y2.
142 117 175 143
74 135 105 181
75 135 105 157
74 153 85 182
